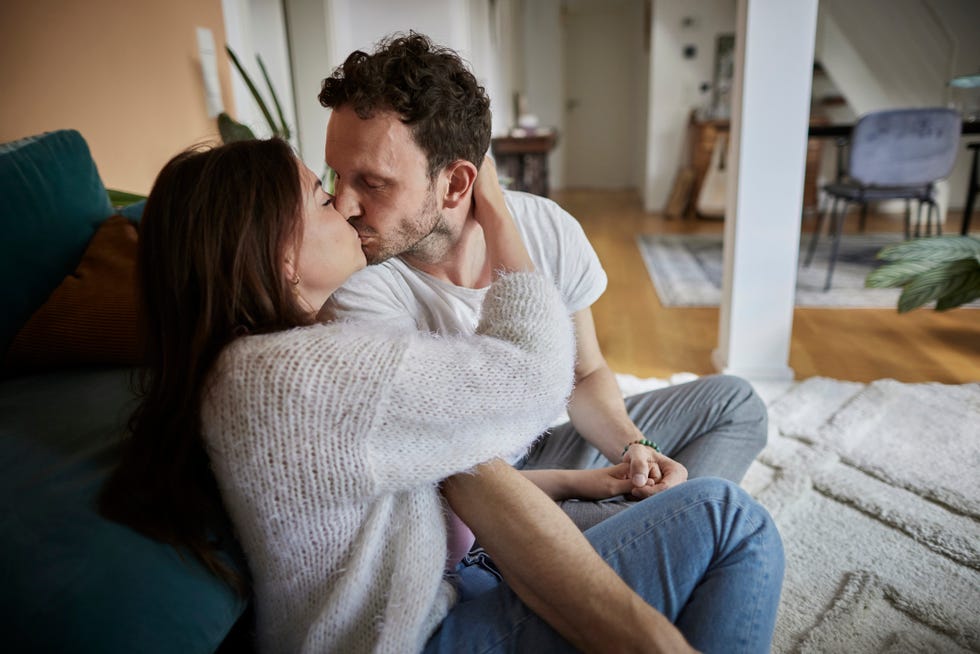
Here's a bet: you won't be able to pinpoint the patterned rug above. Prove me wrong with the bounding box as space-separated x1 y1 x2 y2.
743 377 980 653
614 373 980 652
635 232 980 309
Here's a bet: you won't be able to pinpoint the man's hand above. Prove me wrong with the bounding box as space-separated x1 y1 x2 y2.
622 445 688 498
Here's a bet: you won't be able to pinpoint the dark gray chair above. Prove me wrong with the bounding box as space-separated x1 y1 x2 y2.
805 107 962 290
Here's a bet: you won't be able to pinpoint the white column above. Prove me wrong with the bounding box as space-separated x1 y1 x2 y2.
712 0 818 381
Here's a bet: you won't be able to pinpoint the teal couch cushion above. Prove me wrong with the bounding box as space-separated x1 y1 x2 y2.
119 198 147 222
0 130 114 353
0 367 247 652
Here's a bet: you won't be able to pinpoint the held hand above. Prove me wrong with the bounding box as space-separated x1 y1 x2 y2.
571 463 636 501
622 444 688 499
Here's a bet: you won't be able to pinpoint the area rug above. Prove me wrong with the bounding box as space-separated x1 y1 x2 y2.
635 232 980 309
613 373 980 652
743 376 980 653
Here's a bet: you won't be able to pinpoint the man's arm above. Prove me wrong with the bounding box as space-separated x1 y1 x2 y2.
566 307 687 497
443 459 696 654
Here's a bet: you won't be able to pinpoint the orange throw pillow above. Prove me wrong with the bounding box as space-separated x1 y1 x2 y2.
3 215 140 372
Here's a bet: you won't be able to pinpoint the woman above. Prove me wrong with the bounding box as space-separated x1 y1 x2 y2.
102 138 783 653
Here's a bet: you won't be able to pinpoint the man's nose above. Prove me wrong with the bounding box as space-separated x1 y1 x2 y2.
332 179 360 220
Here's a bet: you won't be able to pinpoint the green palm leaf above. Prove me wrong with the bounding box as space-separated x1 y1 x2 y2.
257 56 291 140
936 271 980 310
876 236 980 263
896 259 979 313
107 188 147 207
218 112 257 143
225 45 278 137
866 259 938 288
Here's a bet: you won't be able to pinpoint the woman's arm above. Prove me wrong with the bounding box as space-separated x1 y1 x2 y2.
472 156 534 275
520 464 635 501
443 460 697 654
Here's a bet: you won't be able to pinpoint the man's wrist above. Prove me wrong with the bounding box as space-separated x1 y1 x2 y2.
622 438 660 458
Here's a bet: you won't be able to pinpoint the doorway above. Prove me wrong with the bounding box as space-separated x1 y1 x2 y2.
562 0 647 190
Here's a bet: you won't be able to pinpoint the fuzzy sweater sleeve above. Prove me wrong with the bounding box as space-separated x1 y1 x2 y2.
203 272 574 500
367 271 576 489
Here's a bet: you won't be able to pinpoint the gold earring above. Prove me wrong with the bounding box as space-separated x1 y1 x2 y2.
285 258 301 285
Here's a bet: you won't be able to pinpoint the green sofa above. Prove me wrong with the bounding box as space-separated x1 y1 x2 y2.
0 130 247 652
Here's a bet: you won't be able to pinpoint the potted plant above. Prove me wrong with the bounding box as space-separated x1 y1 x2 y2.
866 236 980 312
219 45 291 143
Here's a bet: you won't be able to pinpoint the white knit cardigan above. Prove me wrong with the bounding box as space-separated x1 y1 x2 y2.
201 272 575 653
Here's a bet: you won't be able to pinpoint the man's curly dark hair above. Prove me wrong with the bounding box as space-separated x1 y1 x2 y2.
319 32 491 179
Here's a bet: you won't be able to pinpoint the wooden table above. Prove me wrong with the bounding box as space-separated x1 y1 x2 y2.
491 133 558 198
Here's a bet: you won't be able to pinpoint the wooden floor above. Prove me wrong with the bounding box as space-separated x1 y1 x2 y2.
550 188 980 384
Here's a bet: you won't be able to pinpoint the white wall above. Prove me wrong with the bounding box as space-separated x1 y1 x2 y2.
644 0 737 211
562 0 647 189
222 0 297 143
285 0 514 172
468 0 518 140
932 0 980 214
284 0 333 172
521 0 565 188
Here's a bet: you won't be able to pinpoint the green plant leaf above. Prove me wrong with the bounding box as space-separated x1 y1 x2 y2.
218 112 257 143
865 259 938 288
107 188 147 207
257 55 290 140
896 259 979 312
935 271 980 310
225 45 278 137
876 236 980 263
321 164 337 195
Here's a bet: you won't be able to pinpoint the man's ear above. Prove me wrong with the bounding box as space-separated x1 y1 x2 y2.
441 160 478 209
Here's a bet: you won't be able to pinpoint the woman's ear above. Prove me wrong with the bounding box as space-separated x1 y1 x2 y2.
283 255 300 287
441 160 478 208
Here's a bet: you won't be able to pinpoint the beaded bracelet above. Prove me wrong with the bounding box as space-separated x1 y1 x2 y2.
622 438 660 457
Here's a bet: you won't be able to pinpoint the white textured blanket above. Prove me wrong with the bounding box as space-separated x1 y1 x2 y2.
616 374 980 653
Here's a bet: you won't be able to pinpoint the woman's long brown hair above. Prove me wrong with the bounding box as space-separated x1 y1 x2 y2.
100 139 313 593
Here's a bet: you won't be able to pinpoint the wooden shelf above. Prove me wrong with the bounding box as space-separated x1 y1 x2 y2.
491 133 558 198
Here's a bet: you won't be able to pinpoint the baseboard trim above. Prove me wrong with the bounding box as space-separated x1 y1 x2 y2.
711 349 795 382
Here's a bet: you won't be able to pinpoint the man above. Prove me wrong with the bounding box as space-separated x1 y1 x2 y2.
318 33 767 527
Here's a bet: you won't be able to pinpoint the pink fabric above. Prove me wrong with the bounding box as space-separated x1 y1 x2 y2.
445 507 476 569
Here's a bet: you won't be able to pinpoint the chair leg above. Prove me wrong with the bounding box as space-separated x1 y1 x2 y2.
858 201 868 232
934 201 942 236
903 199 911 240
914 202 923 238
806 195 833 267
824 200 847 291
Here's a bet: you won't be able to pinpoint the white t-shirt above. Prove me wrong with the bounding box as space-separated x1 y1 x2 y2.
325 190 608 333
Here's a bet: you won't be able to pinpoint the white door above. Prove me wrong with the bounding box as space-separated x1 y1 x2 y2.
562 0 644 189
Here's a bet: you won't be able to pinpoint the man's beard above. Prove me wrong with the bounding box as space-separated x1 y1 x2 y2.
365 188 450 265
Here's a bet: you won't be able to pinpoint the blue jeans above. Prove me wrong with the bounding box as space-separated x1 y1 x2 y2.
424 478 784 654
